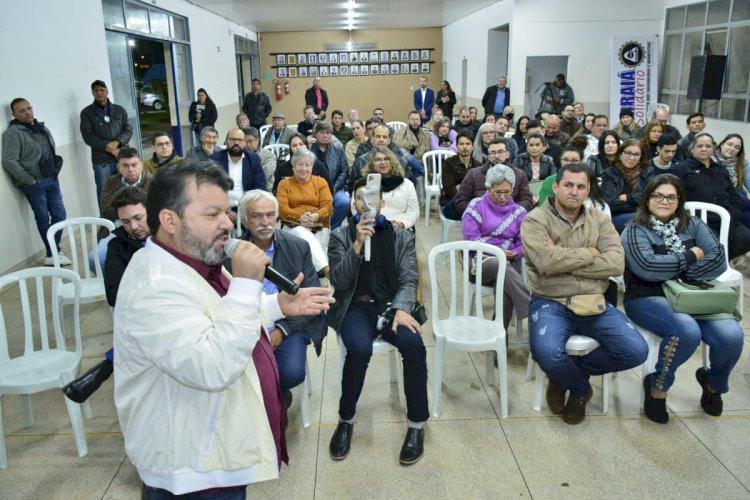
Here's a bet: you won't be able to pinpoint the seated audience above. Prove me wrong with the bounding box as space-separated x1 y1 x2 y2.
643 134 678 182
350 124 408 192
185 126 220 161
634 106 681 141
560 104 581 137
473 123 500 165
583 115 609 162
640 121 663 160
430 118 457 152
613 108 637 140
235 112 250 129
622 174 743 423
392 110 431 183
276 148 332 275
211 128 266 205
353 117 382 161
586 130 621 177
495 116 518 163
513 132 556 183
331 109 354 145
453 107 480 135
714 133 750 238
244 126 278 191
602 139 648 233
441 130 478 220
297 105 317 139
143 132 180 174
274 132 329 194
262 112 296 147
364 146 419 230
461 164 530 329
522 162 647 425
309 121 350 229
512 115 530 153
524 120 561 168
345 120 368 168
327 178 427 466
543 115 569 148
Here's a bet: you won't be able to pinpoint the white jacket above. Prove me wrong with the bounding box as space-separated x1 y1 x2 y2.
381 178 419 229
113 239 282 494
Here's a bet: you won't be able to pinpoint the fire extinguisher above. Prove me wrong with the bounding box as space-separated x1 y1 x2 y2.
273 79 282 100
284 79 291 95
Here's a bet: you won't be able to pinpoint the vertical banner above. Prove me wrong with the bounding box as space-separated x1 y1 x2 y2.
611 35 659 127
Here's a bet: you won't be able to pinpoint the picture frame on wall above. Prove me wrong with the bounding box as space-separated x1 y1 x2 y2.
370 64 378 75
400 50 409 61
288 54 297 65
276 54 286 65
308 53 317 64
350 65 358 76
370 51 378 62
380 63 389 75
277 67 288 78
320 66 328 77
400 63 409 73
360 65 368 76
309 66 318 77
420 50 429 61
350 52 358 63
410 50 419 61
339 52 348 63
330 66 339 77
359 51 369 62
329 52 338 64
319 53 327 64
410 63 419 74
421 63 430 73
289 67 298 78
340 65 349 76
391 63 399 74
390 51 399 61
380 51 389 62
298 53 307 65
299 66 308 77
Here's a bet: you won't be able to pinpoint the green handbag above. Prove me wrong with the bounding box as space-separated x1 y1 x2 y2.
662 279 739 319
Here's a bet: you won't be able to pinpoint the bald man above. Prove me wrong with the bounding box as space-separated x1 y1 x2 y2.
544 115 569 148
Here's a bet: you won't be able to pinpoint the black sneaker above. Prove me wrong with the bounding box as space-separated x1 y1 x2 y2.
696 368 723 416
643 374 668 424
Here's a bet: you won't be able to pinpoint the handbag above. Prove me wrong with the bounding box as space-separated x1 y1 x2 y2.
662 279 738 318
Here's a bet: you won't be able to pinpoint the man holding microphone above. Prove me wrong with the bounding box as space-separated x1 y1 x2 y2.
113 160 333 498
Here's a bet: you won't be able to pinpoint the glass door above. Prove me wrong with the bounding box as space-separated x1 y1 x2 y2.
105 32 142 157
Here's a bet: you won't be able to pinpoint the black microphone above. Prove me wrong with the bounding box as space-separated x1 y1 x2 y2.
224 238 300 295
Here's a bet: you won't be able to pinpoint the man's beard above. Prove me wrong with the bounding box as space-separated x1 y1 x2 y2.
181 220 230 266
229 144 243 156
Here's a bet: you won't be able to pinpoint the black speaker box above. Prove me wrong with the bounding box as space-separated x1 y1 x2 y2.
687 55 727 100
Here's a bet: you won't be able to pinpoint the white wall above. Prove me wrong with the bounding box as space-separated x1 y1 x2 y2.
444 0 665 115
0 0 256 273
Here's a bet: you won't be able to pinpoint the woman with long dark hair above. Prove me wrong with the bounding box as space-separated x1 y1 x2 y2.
436 80 457 120
601 139 648 232
587 130 621 177
512 115 530 152
188 88 217 145
640 121 664 161
622 174 743 423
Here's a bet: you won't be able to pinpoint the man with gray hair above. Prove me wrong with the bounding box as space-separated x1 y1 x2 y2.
185 126 220 161
262 112 295 147
309 121 350 228
244 126 278 191
633 105 682 141
236 189 327 408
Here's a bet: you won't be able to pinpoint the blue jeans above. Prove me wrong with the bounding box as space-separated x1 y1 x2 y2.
625 295 744 393
338 302 429 422
92 163 118 203
88 234 114 275
142 484 245 499
612 212 635 233
398 148 425 184
20 177 67 257
274 331 311 392
331 190 351 229
529 297 648 397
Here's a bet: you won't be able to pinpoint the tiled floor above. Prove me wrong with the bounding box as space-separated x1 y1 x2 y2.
1 216 750 499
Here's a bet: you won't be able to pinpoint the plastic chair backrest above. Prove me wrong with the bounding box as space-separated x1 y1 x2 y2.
46 217 115 280
228 192 243 236
428 241 506 322
684 201 730 267
0 267 82 364
259 124 271 142
422 150 456 191
263 143 290 162
387 121 407 131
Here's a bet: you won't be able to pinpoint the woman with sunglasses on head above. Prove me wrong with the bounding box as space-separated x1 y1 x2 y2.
672 132 750 262
621 174 743 424
601 139 649 233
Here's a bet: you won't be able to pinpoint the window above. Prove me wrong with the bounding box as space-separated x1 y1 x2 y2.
660 0 750 121
104 1 189 42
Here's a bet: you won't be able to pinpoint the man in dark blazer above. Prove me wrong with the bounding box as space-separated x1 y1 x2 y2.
211 128 266 195
235 190 327 400
413 76 435 125
481 76 510 119
304 77 329 120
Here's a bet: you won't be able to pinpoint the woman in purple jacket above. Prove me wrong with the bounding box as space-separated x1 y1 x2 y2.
462 164 531 328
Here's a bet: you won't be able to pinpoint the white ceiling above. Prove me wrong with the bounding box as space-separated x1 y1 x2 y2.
189 0 501 32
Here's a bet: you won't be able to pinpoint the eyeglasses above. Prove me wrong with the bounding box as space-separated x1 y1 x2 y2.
489 188 512 198
374 157 390 164
650 193 679 203
227 137 245 143
622 151 641 158
487 150 507 157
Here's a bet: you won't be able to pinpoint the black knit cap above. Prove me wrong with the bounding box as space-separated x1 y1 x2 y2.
620 108 634 119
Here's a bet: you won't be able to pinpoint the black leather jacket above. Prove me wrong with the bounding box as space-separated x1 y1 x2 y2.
80 100 132 164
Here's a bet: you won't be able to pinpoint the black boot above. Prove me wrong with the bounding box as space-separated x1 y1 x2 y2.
62 359 113 403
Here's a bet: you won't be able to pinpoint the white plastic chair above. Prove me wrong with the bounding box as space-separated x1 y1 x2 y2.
263 143 290 163
0 267 90 468
287 124 298 134
530 335 612 414
46 217 115 311
386 121 407 132
422 150 455 225
337 335 399 388
259 124 271 143
439 212 462 264
428 241 509 418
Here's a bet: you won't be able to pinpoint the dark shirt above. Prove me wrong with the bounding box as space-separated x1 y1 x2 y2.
151 236 288 469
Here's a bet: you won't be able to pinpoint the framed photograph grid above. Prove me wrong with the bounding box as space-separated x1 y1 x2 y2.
272 49 433 78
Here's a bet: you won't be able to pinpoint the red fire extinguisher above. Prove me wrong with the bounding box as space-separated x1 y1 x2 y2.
273 79 282 101
284 79 291 95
